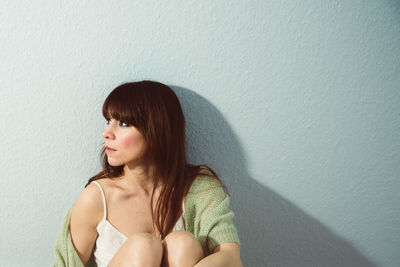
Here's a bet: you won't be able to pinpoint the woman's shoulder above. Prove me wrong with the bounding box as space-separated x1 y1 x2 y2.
187 166 224 194
71 181 105 226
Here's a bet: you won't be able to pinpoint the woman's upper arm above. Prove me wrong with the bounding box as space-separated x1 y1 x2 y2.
185 176 241 258
70 183 103 266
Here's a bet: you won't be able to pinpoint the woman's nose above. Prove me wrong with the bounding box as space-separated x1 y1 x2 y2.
102 126 115 139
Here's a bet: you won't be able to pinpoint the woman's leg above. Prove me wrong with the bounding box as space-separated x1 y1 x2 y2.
161 231 205 267
108 232 163 267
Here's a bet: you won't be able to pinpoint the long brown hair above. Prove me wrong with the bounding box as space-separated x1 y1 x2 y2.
85 81 226 238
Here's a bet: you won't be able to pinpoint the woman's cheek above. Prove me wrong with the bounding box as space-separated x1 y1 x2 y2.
122 136 137 149
122 134 145 150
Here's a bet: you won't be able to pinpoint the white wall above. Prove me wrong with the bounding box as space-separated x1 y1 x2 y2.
1 1 399 266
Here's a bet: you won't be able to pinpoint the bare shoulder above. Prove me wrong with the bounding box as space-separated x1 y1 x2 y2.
71 181 105 227
70 181 106 265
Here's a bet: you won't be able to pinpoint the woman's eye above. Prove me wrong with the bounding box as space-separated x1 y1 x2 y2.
105 119 129 127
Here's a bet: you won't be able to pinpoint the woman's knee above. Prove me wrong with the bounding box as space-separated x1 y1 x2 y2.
162 231 204 266
109 232 163 267
128 232 163 255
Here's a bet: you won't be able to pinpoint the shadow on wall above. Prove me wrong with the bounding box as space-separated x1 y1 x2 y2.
172 86 377 267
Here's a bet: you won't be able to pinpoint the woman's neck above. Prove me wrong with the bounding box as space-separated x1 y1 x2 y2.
121 163 158 196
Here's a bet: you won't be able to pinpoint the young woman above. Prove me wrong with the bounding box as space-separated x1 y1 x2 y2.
53 81 242 267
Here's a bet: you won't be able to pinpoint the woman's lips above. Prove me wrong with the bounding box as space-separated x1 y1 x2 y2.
105 146 116 152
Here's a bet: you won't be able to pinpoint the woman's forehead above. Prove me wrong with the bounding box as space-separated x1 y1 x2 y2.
104 108 120 118
104 109 130 122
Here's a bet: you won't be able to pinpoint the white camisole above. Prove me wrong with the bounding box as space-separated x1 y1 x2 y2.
91 181 185 267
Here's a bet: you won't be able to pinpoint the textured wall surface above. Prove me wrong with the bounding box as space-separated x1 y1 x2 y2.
1 1 399 266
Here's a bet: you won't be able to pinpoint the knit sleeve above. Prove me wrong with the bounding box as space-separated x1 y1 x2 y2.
184 176 241 255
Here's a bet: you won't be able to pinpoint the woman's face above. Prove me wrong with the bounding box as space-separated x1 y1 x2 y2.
102 118 148 167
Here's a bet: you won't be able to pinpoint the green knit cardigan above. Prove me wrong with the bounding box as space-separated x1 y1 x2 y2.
52 175 240 267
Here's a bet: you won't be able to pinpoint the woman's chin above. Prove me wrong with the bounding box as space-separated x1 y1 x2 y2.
107 159 124 167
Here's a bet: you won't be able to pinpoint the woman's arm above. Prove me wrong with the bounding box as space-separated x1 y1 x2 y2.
194 242 243 267
69 183 103 265
184 175 242 266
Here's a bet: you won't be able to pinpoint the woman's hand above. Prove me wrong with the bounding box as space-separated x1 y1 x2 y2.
194 242 243 267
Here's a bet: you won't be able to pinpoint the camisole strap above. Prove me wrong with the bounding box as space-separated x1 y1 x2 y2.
92 181 107 221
